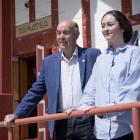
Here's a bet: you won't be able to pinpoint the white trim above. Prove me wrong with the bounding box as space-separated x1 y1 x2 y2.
39 128 46 140
36 45 45 60
39 99 46 115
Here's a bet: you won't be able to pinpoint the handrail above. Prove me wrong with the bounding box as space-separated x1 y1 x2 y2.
0 101 140 140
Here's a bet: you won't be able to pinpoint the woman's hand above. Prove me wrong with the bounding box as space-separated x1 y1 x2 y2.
65 109 77 116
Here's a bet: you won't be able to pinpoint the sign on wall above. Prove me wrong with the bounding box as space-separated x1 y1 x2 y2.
16 15 51 37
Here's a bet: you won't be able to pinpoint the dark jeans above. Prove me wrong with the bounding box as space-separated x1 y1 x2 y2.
56 116 95 140
96 132 133 140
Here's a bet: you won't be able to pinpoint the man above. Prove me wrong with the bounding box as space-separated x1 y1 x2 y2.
4 20 101 140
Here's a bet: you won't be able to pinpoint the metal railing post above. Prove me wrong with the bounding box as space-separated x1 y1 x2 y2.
8 127 13 140
132 108 140 140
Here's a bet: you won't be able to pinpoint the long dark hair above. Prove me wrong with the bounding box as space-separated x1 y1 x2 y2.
101 10 133 43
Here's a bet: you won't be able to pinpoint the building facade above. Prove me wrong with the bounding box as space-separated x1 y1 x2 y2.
0 0 140 139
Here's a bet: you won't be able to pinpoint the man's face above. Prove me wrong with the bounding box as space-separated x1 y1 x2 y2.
56 21 78 51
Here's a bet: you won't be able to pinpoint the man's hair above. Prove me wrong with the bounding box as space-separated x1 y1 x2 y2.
73 22 79 32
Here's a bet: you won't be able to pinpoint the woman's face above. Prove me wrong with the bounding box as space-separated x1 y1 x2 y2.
101 14 124 47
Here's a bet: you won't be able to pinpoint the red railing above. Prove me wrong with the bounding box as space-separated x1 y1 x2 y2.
0 101 140 140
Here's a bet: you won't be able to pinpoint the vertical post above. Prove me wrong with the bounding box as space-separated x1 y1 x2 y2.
81 0 91 48
0 0 2 93
132 108 140 140
8 128 13 140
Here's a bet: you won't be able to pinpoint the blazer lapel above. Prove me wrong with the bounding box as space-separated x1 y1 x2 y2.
54 52 61 93
78 47 86 91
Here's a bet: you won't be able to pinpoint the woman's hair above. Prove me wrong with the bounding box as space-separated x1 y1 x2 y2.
101 10 133 43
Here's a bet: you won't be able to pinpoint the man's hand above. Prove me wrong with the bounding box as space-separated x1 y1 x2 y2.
4 114 17 127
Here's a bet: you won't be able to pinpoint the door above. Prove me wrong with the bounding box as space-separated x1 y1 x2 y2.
12 55 37 140
12 45 51 140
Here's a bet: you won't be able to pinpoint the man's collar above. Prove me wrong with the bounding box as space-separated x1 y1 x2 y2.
61 47 78 61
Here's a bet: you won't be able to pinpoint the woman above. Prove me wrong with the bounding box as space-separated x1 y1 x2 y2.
78 10 140 140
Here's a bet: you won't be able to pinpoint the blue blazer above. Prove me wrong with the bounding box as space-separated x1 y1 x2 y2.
15 46 101 139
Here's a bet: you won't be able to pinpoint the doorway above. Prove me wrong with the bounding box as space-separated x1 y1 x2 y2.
12 55 37 140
